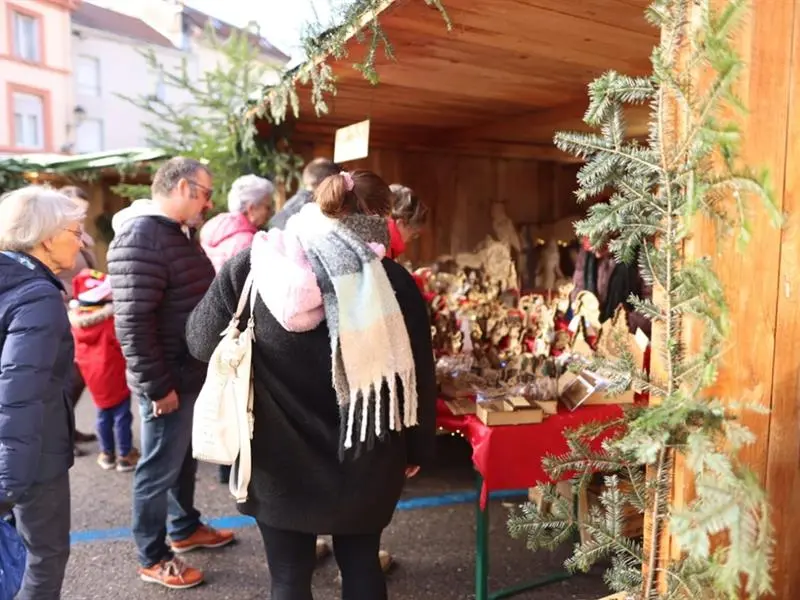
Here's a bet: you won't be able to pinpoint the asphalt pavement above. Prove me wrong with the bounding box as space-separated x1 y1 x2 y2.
63 394 609 599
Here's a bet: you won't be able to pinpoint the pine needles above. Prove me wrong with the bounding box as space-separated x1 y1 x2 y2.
261 0 452 124
508 0 778 597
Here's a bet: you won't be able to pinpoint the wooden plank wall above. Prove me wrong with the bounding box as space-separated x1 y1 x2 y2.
676 0 799 595
294 143 582 265
764 0 800 596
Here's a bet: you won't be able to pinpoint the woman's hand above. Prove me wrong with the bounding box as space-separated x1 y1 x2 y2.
405 466 421 478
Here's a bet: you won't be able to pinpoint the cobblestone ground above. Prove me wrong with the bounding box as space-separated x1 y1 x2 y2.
64 394 609 599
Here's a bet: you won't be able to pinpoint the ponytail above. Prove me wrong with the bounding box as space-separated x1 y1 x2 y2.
315 170 392 219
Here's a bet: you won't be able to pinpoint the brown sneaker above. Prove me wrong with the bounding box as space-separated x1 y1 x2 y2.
379 550 395 573
171 524 235 554
116 448 140 473
139 557 204 589
97 452 116 471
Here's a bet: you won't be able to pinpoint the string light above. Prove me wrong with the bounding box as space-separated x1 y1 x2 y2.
437 426 466 439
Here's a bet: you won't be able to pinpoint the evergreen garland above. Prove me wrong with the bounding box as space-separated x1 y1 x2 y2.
507 0 779 598
259 0 451 124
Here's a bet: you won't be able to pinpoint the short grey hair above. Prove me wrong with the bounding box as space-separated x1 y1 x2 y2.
0 186 87 252
227 174 274 214
151 156 210 197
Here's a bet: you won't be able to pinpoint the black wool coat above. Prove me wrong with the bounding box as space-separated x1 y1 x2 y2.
186 249 437 534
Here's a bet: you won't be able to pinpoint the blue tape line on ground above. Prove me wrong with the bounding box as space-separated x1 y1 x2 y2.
69 488 528 545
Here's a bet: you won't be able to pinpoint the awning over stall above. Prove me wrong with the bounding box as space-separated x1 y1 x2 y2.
280 0 657 160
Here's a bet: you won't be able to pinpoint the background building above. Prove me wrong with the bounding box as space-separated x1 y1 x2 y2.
70 2 189 152
0 0 80 154
69 0 289 152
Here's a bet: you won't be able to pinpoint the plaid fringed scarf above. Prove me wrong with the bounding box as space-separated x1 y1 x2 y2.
293 204 418 455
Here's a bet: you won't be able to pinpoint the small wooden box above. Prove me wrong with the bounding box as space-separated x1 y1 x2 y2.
558 370 635 411
534 399 558 415
476 399 544 426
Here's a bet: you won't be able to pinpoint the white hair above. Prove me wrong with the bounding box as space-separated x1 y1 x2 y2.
0 186 87 252
227 175 274 214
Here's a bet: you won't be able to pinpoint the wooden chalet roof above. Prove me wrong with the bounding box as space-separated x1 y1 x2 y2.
287 0 658 161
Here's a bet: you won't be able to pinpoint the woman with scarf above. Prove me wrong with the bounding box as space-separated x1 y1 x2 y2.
186 170 437 600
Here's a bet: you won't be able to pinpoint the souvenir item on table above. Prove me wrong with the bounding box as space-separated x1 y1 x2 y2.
474 385 545 426
558 369 635 411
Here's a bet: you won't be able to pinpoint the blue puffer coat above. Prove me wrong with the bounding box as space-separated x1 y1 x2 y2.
0 252 75 504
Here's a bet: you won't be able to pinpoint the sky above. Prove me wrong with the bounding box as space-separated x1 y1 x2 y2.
89 0 336 64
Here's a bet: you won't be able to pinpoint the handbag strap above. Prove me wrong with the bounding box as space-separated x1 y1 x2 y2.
230 379 254 503
234 272 255 321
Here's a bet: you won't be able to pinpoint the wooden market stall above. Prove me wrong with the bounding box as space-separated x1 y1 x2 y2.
281 0 657 265
0 148 166 269
273 0 800 597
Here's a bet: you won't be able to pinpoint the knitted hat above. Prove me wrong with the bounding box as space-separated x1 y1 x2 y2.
72 269 112 306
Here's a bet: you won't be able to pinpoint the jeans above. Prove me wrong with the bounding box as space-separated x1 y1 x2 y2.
132 393 201 567
96 397 133 456
13 473 71 600
257 523 386 600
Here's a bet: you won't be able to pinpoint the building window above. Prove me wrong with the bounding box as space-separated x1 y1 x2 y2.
12 92 45 150
12 11 41 62
75 119 104 153
77 56 101 97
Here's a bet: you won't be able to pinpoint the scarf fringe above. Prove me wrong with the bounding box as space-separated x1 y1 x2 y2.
342 370 419 450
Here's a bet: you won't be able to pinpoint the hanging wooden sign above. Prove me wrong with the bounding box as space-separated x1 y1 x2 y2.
333 119 370 163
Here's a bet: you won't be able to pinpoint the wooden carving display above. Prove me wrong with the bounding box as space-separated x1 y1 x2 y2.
491 201 522 253
535 239 565 290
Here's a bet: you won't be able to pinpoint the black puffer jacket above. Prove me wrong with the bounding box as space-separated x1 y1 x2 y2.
186 249 437 534
107 202 215 401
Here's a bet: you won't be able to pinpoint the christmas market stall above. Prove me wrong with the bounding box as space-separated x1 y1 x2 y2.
253 0 800 597
252 1 660 598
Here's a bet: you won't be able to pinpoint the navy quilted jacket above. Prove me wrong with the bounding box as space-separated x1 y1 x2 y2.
107 205 215 401
0 253 75 504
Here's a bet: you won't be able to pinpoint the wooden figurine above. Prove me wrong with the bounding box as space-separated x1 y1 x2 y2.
535 239 565 290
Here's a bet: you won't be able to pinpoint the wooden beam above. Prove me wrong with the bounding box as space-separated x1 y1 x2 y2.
439 100 652 145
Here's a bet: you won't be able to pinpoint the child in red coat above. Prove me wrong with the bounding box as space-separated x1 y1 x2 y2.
69 269 139 472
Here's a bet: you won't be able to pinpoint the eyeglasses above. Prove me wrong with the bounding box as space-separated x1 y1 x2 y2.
187 180 213 201
63 227 84 241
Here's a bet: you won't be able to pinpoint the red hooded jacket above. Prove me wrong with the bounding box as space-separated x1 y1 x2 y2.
69 305 129 410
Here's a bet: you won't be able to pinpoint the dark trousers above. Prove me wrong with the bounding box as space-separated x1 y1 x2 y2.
257 523 386 600
96 397 133 456
68 363 84 409
132 394 201 567
13 473 71 600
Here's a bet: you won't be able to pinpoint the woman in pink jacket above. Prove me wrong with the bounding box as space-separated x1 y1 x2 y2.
200 174 274 273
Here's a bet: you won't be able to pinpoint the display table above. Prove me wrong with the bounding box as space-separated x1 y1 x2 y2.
436 398 624 600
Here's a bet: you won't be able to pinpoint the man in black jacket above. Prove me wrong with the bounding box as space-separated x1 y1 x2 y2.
107 157 234 590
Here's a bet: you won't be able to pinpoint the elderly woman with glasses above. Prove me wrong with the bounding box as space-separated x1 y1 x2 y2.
200 174 275 273
0 186 87 600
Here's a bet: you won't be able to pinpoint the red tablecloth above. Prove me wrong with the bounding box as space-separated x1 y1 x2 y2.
436 399 623 508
